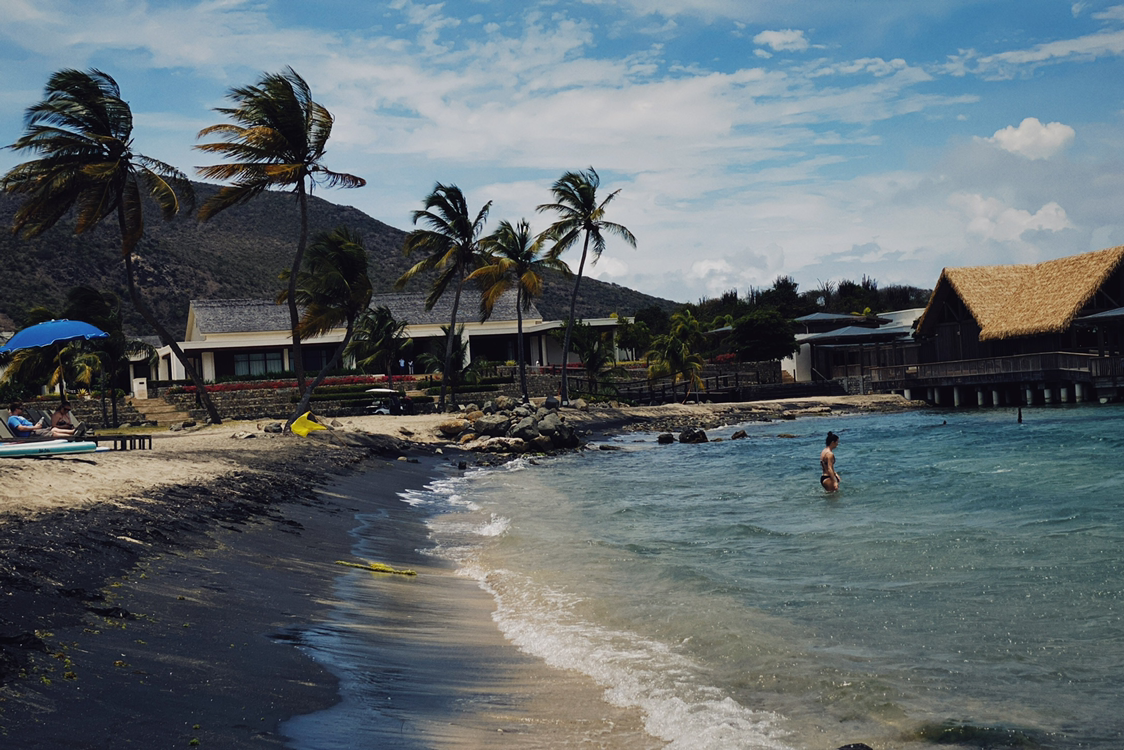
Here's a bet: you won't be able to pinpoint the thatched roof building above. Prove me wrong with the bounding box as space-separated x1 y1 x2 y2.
916 246 1124 342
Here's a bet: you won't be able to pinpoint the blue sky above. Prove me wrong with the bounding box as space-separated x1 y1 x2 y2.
3 1 1124 305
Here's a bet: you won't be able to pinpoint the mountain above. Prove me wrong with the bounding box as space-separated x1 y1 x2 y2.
0 183 680 335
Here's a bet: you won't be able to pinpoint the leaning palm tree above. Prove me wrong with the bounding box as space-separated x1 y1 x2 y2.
537 167 636 404
395 183 491 411
0 68 222 424
468 219 571 402
278 226 373 421
195 67 365 420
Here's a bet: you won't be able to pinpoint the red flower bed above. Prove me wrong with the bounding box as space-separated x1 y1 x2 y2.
178 374 419 394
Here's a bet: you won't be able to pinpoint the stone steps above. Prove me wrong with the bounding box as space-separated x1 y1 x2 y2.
127 397 193 426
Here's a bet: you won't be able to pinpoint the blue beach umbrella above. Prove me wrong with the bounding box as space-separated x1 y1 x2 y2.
0 319 110 399
0 319 109 353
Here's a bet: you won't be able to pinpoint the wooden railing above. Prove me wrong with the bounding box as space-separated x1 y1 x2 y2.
870 352 1100 383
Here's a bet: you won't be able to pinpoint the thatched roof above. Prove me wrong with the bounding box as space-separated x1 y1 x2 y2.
917 246 1124 340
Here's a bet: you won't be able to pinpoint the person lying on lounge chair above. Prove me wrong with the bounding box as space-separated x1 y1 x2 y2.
7 401 85 439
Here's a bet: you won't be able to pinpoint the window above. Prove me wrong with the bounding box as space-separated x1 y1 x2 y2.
234 350 284 377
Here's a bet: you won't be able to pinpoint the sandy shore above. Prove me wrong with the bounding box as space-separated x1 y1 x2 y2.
0 394 920 748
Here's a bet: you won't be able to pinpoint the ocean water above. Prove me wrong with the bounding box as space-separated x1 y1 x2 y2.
295 405 1124 749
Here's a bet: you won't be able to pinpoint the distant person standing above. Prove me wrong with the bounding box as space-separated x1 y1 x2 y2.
820 431 841 492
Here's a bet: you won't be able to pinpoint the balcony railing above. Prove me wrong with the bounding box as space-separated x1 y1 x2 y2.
870 352 1104 383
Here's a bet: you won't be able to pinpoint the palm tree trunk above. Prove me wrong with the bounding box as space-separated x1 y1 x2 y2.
287 181 309 414
517 288 527 403
560 232 591 404
119 214 223 425
440 274 465 412
291 320 356 422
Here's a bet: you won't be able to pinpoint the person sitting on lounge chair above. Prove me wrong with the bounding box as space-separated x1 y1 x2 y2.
51 400 76 429
7 401 84 439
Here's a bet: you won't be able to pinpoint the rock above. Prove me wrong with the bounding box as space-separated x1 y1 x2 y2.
494 395 516 411
458 461 468 470
550 423 580 449
464 410 485 422
657 433 675 444
599 444 622 451
731 429 748 440
262 422 284 434
837 745 874 750
437 418 470 437
464 436 527 453
231 431 255 439
530 434 555 452
608 400 620 408
168 422 183 432
537 412 562 436
779 412 797 420
711 438 723 443
399 427 415 437
182 419 197 428
508 415 539 441
678 427 709 444
535 407 552 420
512 406 532 419
459 433 478 444
777 433 797 439
572 398 589 411
544 395 560 410
329 419 343 428
474 413 510 437
465 403 481 414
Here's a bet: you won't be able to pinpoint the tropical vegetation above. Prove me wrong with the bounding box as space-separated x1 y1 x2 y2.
469 219 570 402
346 306 412 377
0 68 223 423
395 183 491 411
278 226 374 418
195 66 365 424
537 167 636 404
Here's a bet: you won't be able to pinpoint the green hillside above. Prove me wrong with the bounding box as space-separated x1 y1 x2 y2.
0 183 680 335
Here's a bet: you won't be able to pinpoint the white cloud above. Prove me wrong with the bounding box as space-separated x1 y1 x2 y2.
949 194 1073 243
753 29 809 52
982 117 1075 159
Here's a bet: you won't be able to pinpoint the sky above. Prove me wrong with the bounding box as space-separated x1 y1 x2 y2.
3 0 1124 305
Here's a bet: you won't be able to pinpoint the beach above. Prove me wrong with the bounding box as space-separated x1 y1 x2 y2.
0 394 920 748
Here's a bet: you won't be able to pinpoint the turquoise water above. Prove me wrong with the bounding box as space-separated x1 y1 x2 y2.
410 405 1124 749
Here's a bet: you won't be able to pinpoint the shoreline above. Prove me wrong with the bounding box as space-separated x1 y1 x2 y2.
0 394 922 747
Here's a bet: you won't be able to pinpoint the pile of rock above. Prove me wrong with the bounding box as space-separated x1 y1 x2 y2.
435 396 582 453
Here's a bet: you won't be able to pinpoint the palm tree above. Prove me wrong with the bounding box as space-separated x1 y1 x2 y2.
554 320 621 396
646 309 706 402
468 219 571 402
416 325 484 394
346 306 411 378
395 183 491 411
537 167 636 404
61 286 153 427
0 68 222 424
279 226 373 420
195 67 365 420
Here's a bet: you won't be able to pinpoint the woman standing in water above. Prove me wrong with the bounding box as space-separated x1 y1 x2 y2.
820 431 841 492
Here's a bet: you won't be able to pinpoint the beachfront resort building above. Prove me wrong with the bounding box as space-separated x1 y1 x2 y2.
144 291 624 385
871 245 1124 405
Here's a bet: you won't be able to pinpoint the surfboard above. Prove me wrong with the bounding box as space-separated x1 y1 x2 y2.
0 440 100 457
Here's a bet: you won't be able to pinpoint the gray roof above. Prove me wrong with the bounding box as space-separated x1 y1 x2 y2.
370 289 543 326
802 324 914 344
794 312 891 324
191 289 543 336
192 299 291 334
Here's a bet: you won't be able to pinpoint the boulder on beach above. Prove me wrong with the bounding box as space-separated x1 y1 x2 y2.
474 414 510 437
678 427 709 444
731 429 748 440
657 433 675 444
437 419 470 437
